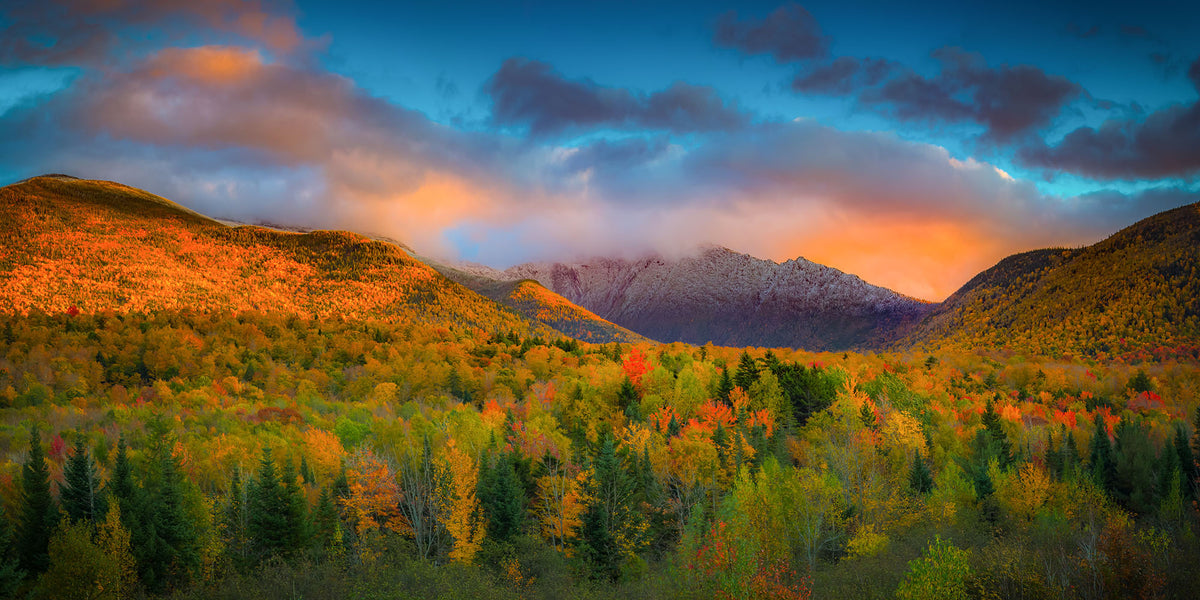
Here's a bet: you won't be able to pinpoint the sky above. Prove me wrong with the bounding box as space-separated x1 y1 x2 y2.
1 1 1198 301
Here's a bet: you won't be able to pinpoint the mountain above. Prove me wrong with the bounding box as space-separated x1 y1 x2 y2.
423 261 646 343
902 201 1200 359
0 175 635 343
481 246 931 350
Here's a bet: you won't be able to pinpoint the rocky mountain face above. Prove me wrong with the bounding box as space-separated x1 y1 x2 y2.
474 246 932 350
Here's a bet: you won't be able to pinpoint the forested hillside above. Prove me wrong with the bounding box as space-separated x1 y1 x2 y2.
904 202 1200 360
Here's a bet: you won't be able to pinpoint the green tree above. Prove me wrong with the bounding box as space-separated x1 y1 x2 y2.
981 399 1013 468
60 437 107 523
247 448 289 561
733 351 759 392
480 451 525 543
222 467 249 569
716 368 735 408
280 459 311 550
0 504 25 597
1089 413 1116 494
895 536 971 600
18 427 58 575
909 454 934 495
32 519 124 600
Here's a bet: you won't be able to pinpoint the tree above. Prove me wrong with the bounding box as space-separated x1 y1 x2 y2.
222 467 249 569
0 504 25 598
981 399 1013 468
247 448 289 560
716 368 735 408
280 459 311 551
734 351 759 392
94 504 138 599
895 537 971 600
1088 413 1116 494
18 426 58 575
61 437 107 523
441 439 485 564
580 434 643 580
908 454 933 495
32 519 126 600
480 451 525 543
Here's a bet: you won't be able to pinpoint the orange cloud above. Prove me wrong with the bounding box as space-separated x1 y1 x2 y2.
145 46 264 85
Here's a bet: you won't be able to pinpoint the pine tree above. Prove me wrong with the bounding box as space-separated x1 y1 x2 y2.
860 402 878 431
61 436 107 523
716 368 735 407
908 454 933 494
149 447 200 590
734 351 759 392
1044 432 1063 480
18 427 57 575
1062 428 1080 478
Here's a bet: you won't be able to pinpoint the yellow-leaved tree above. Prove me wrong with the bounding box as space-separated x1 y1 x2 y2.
440 438 485 563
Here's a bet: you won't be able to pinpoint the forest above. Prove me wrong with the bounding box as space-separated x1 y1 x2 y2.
0 309 1198 599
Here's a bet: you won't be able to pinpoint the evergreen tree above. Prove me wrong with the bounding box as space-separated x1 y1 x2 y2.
1089 413 1116 494
1044 432 1063 480
479 452 524 543
1062 428 1080 478
60 436 107 523
280 459 311 551
299 455 313 485
734 351 759 392
580 435 641 581
908 454 933 495
716 368 734 407
312 486 342 555
146 444 200 591
1174 424 1197 500
980 399 1013 468
247 448 289 561
1112 417 1158 514
223 467 249 569
17 427 57 575
616 376 638 412
0 504 25 597
111 435 134 505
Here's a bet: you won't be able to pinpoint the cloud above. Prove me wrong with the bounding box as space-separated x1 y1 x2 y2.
792 47 1081 142
1016 57 1200 181
483 58 749 136
0 0 307 66
713 3 829 62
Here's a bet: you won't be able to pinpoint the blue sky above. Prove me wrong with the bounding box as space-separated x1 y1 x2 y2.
1 0 1197 299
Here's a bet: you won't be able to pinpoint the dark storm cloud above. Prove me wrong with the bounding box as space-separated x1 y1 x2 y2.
794 47 1082 143
1016 60 1200 181
713 3 829 62
483 58 749 136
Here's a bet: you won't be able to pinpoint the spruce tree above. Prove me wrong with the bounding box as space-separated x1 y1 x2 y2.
111 435 134 505
223 467 249 569
312 487 341 555
616 376 638 413
61 436 107 523
247 448 289 560
480 452 524 543
17 427 57 575
1176 424 1197 498
280 459 311 551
